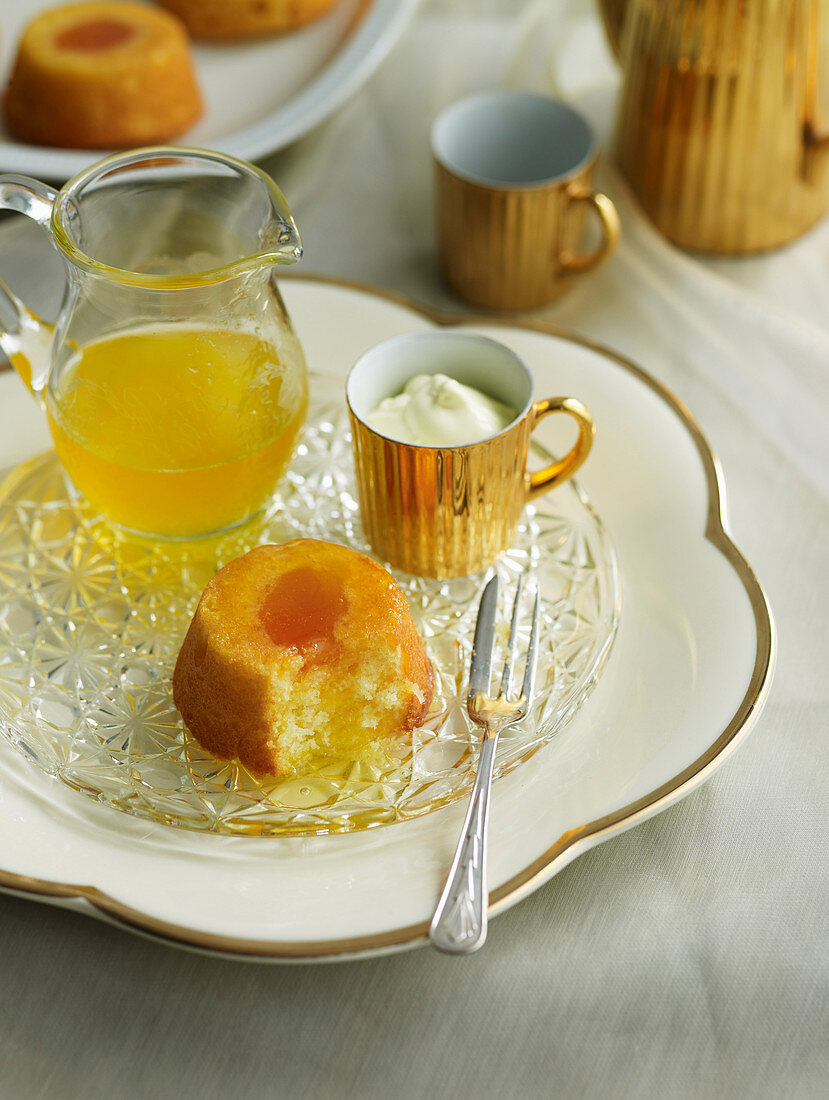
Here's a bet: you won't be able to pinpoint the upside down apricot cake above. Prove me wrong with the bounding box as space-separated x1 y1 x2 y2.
5 2 202 148
173 539 434 777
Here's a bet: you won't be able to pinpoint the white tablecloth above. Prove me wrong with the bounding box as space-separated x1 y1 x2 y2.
1 2 827 1098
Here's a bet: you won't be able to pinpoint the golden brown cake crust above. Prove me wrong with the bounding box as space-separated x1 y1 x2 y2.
173 539 434 777
157 0 343 40
4 2 202 149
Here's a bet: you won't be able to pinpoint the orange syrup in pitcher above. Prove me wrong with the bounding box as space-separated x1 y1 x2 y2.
46 326 308 538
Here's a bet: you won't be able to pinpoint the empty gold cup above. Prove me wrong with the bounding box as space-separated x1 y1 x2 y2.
432 92 620 311
346 331 594 579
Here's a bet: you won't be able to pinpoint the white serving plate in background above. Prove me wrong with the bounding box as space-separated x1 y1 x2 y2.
0 0 418 180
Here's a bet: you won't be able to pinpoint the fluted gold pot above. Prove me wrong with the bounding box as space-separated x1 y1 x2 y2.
599 0 829 252
431 92 620 310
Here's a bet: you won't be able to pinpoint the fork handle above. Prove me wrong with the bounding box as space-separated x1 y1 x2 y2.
429 733 498 954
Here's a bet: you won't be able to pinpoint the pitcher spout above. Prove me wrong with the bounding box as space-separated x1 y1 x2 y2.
260 175 303 266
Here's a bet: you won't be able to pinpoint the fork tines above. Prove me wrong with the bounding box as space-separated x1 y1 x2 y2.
468 573 539 706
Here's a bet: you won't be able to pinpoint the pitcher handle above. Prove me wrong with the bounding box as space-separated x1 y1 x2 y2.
0 175 59 396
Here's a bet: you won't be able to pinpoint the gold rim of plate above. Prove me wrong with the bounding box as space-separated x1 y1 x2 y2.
0 276 775 960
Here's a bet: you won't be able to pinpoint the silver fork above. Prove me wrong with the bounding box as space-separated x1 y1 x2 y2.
429 574 540 955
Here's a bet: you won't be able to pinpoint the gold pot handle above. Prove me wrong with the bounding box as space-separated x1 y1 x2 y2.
803 120 829 183
596 0 630 60
559 187 621 276
526 397 595 502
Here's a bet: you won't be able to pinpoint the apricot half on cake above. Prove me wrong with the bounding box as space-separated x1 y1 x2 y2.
173 539 434 777
4 2 202 149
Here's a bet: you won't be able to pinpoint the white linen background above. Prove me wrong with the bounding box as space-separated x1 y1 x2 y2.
1 2 827 1098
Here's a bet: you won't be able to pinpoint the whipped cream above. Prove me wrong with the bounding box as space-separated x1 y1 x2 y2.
366 373 515 446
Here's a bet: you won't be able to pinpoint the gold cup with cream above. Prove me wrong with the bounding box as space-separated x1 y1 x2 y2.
346 332 594 578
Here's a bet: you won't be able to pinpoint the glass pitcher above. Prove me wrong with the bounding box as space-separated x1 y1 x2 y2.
0 147 308 539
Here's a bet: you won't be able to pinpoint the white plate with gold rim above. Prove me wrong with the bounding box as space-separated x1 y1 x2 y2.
0 276 774 961
0 0 418 181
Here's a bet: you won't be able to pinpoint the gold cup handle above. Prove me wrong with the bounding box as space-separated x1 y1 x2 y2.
559 187 620 275
526 397 595 501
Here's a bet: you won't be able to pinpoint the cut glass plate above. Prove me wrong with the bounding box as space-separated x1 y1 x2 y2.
0 376 619 835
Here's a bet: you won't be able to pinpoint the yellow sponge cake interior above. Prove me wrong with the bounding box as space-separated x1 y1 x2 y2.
173 539 434 777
